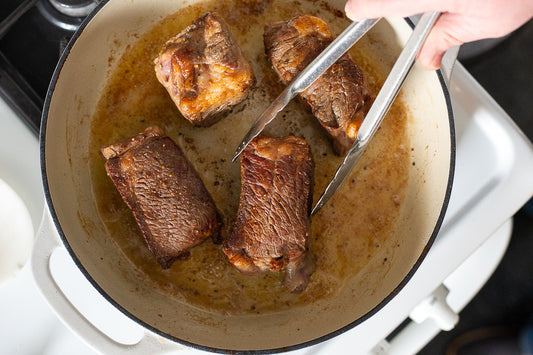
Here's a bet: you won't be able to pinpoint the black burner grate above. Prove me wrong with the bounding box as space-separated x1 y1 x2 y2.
0 0 91 134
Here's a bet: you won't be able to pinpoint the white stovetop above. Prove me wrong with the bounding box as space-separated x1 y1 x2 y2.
1 64 533 355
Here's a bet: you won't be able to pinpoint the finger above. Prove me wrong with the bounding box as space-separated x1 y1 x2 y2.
417 13 464 70
345 0 457 21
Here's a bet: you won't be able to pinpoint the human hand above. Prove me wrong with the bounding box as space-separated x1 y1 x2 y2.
345 0 533 70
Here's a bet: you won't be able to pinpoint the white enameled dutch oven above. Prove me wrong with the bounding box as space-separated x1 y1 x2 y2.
32 0 455 353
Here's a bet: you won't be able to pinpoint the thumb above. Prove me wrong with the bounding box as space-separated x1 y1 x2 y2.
417 13 464 70
345 0 454 21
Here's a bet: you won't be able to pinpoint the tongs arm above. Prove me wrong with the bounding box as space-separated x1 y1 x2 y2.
312 11 441 215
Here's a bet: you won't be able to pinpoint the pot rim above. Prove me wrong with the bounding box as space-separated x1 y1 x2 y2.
39 2 456 353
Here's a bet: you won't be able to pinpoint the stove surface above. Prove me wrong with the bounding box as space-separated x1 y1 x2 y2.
0 0 84 133
420 19 533 355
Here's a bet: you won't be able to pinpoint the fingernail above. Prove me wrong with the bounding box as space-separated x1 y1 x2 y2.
425 56 441 71
344 1 361 21
429 54 443 70
419 52 441 71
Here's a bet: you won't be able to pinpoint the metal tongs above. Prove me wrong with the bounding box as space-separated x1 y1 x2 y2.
232 12 441 215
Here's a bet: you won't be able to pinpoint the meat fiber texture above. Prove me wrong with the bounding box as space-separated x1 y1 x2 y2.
154 12 255 127
101 126 221 269
224 136 315 293
264 15 372 155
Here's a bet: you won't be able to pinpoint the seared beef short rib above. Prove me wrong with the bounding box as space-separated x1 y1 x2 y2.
154 12 255 127
224 136 315 293
101 126 221 269
264 15 372 155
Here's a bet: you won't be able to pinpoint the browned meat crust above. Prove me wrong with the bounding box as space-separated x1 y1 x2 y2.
154 12 255 126
101 126 221 269
224 136 315 293
264 15 372 155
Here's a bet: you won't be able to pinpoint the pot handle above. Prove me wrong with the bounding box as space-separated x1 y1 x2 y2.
31 207 179 354
440 45 460 86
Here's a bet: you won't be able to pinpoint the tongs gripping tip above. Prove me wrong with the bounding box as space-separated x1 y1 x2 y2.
311 12 441 215
232 18 380 162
